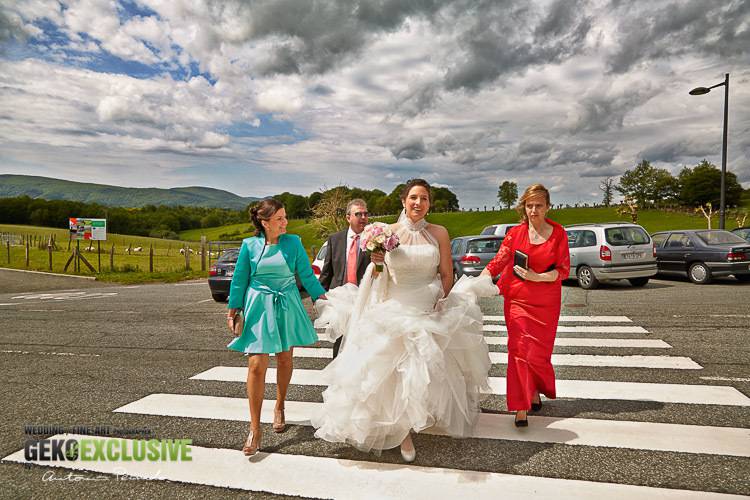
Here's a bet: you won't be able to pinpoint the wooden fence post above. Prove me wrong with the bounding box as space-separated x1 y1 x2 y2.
110 244 115 271
48 236 53 271
184 244 190 271
6 240 9 264
149 245 154 273
25 239 30 268
201 236 206 272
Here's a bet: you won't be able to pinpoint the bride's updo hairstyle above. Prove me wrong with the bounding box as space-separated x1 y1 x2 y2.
249 198 284 236
400 178 433 204
516 184 551 222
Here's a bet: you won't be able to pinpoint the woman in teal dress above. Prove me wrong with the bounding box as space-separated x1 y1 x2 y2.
226 198 326 456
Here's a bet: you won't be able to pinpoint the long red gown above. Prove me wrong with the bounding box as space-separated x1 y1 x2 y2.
485 219 570 411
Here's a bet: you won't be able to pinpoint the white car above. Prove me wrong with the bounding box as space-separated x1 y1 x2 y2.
312 240 328 280
480 223 519 238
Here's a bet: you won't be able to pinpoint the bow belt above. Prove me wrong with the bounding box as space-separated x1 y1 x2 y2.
250 279 295 313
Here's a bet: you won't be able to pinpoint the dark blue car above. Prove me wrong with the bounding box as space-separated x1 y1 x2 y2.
651 230 750 284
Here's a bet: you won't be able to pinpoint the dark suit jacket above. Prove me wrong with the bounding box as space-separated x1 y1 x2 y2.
318 229 370 290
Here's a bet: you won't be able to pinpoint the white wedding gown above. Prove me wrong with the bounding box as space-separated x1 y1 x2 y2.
311 216 496 452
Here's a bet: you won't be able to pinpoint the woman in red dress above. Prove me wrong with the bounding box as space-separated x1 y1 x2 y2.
481 184 570 427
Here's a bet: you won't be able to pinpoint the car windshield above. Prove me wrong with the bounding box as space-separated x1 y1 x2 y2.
466 238 501 253
695 231 747 245
480 226 496 235
315 244 328 261
217 249 239 263
605 226 650 246
734 229 750 240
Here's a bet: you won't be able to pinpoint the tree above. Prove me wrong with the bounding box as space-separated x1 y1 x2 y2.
432 187 459 211
616 196 639 223
652 169 680 208
678 160 743 208
310 187 350 239
599 177 615 207
616 160 678 208
695 202 715 229
497 181 518 209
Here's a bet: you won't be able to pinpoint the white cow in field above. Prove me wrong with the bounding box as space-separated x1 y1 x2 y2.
179 248 185 255
133 247 143 252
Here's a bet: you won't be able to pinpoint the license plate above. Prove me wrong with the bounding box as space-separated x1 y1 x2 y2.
622 252 643 260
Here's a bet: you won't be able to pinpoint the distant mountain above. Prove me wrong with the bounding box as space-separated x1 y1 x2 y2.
0 175 260 210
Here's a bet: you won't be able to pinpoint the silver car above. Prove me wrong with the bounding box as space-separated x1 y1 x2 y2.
451 235 502 280
565 223 657 289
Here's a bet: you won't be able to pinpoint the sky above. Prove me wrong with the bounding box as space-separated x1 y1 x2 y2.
1 0 749 209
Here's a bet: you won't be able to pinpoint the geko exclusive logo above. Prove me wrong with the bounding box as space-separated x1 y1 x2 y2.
25 438 192 462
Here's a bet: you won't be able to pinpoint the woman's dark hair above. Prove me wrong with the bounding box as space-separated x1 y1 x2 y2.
399 178 433 203
249 198 284 236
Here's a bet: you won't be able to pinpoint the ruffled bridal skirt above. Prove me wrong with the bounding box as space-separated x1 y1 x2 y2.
311 274 497 452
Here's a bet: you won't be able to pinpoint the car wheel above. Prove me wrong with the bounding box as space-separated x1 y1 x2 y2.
212 293 228 302
628 277 650 287
735 274 750 283
577 265 599 289
688 262 712 284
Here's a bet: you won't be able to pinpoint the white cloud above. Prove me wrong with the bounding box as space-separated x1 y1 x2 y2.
0 0 748 207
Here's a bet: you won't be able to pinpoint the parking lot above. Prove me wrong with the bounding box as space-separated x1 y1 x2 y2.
0 269 748 498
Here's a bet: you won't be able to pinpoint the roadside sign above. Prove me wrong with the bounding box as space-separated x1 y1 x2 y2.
69 218 107 241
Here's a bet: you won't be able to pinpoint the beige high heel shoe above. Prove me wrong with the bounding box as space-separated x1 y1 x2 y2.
273 407 286 433
242 429 262 456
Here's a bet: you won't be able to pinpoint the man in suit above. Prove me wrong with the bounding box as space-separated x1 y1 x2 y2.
318 198 382 358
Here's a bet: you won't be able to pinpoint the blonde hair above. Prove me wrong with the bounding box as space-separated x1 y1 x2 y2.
515 184 551 222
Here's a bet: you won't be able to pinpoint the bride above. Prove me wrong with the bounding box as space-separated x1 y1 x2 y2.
311 178 496 462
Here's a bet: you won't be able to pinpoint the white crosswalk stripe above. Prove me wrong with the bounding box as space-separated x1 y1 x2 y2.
6 314 749 498
483 337 672 348
482 324 649 333
190 366 749 405
298 346 698 368
318 334 672 348
4 434 740 500
483 315 633 323
113 394 750 457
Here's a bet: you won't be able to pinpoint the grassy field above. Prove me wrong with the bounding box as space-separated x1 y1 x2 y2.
2 205 742 283
180 206 739 254
1 223 209 283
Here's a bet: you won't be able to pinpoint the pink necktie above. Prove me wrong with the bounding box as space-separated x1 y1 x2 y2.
347 235 359 284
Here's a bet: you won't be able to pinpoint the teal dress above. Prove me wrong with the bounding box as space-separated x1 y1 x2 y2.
227 233 326 354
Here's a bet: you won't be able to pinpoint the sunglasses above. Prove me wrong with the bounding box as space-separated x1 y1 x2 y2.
350 211 369 218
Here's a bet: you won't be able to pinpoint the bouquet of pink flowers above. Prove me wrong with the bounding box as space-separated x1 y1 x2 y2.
359 222 400 272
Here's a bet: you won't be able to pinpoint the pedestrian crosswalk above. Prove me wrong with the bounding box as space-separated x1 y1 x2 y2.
5 314 750 498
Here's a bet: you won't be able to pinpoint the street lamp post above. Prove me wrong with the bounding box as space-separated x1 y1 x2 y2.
689 73 729 229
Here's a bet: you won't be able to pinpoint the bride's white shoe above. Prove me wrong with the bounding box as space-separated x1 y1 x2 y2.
400 435 416 463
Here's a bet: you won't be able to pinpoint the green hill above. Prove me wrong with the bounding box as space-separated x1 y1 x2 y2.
0 174 259 210
181 206 735 256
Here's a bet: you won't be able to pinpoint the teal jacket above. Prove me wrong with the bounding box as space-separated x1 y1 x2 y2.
227 233 326 309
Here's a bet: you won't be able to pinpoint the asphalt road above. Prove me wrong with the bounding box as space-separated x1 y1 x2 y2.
0 269 748 499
